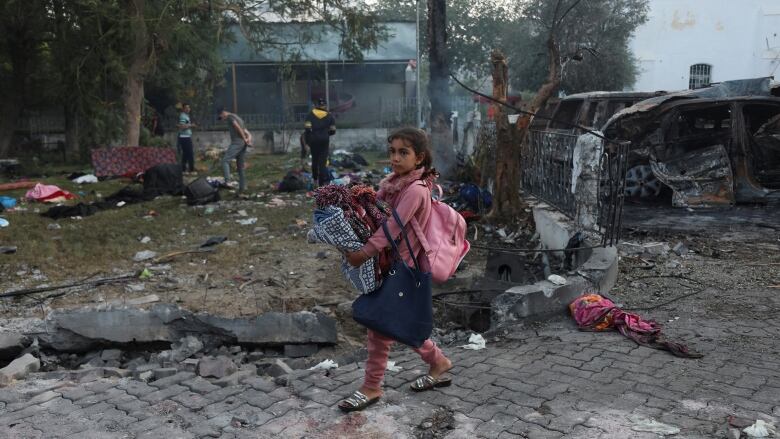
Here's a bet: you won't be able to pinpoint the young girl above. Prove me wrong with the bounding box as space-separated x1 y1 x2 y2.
338 127 453 413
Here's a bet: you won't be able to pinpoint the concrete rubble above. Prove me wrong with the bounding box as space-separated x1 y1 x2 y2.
35 304 337 352
0 353 40 386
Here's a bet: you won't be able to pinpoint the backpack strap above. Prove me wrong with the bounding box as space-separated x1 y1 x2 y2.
395 181 434 256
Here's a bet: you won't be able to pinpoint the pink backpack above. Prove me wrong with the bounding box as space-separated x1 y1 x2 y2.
408 185 470 284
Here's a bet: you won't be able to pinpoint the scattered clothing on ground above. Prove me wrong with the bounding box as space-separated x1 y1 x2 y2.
569 293 703 358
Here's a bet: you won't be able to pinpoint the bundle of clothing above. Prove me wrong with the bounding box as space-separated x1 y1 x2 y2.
569 293 703 358
307 184 391 294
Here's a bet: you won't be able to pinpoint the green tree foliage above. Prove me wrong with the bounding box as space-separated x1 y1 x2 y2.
373 0 648 93
513 0 649 94
0 0 384 158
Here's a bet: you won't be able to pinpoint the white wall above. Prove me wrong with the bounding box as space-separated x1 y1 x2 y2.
630 0 780 91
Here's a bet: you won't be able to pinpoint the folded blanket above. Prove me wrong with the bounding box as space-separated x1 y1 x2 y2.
308 206 380 294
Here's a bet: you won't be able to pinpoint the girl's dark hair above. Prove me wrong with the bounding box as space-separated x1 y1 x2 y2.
387 127 439 179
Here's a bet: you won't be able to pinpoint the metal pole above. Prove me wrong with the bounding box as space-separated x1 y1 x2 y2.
416 0 422 128
325 61 330 107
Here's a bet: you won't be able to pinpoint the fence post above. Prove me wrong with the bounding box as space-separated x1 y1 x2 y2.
572 132 604 235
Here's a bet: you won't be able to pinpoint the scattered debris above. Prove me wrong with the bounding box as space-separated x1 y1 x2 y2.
386 361 402 372
628 415 680 436
0 246 17 254
200 236 228 248
743 420 776 438
237 217 258 226
0 353 40 386
547 274 567 285
0 218 8 228
673 242 688 256
140 236 152 244
197 355 237 378
309 359 338 371
133 250 158 262
73 174 98 184
459 333 486 350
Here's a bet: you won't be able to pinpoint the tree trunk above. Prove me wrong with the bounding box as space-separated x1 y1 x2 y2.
489 50 523 219
514 35 560 137
122 0 149 147
427 0 453 178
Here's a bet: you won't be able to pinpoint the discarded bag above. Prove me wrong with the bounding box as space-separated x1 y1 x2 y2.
184 177 220 205
278 170 309 192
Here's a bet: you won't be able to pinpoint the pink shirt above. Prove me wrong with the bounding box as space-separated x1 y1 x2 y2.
362 181 432 269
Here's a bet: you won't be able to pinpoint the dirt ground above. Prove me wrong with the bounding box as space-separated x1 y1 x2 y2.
3 150 777 357
613 223 780 349
0 150 491 353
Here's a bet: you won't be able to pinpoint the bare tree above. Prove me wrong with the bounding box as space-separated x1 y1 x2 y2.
490 0 581 220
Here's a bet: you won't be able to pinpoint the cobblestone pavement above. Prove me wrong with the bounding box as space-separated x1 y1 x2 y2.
1 286 778 438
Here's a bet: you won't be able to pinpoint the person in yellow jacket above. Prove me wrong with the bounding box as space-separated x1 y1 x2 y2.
304 98 336 187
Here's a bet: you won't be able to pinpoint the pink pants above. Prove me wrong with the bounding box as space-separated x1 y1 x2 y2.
363 329 447 390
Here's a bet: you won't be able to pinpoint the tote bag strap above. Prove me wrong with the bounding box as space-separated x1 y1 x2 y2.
380 208 422 274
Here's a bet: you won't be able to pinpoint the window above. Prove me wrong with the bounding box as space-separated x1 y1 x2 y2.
689 64 712 89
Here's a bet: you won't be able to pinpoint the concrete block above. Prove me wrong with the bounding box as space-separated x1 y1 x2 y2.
491 276 590 328
283 344 318 358
197 311 338 346
578 246 619 293
0 332 29 360
533 206 575 252
0 354 41 386
264 359 293 378
197 356 237 379
153 368 178 379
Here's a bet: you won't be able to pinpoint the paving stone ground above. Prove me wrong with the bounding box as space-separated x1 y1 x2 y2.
1 285 778 438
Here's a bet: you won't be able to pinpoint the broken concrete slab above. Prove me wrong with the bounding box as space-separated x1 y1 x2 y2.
100 349 122 361
284 344 318 358
171 335 204 362
197 312 338 346
197 356 237 379
0 353 40 386
0 332 29 360
39 305 337 353
262 359 293 378
492 276 591 326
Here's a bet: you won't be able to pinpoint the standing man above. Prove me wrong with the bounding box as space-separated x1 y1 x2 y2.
218 107 252 192
177 103 197 174
304 98 336 187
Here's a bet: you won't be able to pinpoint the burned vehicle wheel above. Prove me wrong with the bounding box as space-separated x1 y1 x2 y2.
625 165 662 198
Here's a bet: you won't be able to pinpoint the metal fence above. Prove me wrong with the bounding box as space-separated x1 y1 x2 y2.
522 130 579 219
596 140 629 246
521 130 628 246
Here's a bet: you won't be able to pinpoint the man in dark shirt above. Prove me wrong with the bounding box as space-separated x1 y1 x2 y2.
304 98 336 187
217 107 252 192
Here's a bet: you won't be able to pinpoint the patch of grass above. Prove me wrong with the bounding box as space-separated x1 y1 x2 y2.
0 150 391 298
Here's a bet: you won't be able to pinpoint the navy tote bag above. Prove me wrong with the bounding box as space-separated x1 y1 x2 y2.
352 209 433 348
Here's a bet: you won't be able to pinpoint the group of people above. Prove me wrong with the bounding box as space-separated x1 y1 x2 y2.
177 100 454 414
176 98 337 192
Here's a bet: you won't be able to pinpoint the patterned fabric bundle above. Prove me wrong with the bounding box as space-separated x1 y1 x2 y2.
569 294 703 358
314 184 390 242
309 184 391 295
307 206 379 294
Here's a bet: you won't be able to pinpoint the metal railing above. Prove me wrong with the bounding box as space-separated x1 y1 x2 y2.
522 130 579 219
597 141 629 247
521 130 628 246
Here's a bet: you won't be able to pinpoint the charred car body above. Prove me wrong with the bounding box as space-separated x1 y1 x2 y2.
600 77 780 207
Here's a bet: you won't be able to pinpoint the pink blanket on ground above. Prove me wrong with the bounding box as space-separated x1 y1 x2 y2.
25 183 76 202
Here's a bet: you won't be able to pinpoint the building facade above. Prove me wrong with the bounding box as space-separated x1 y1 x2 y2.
630 0 780 91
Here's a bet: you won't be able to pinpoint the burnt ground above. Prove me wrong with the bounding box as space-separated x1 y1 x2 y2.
616 204 780 353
